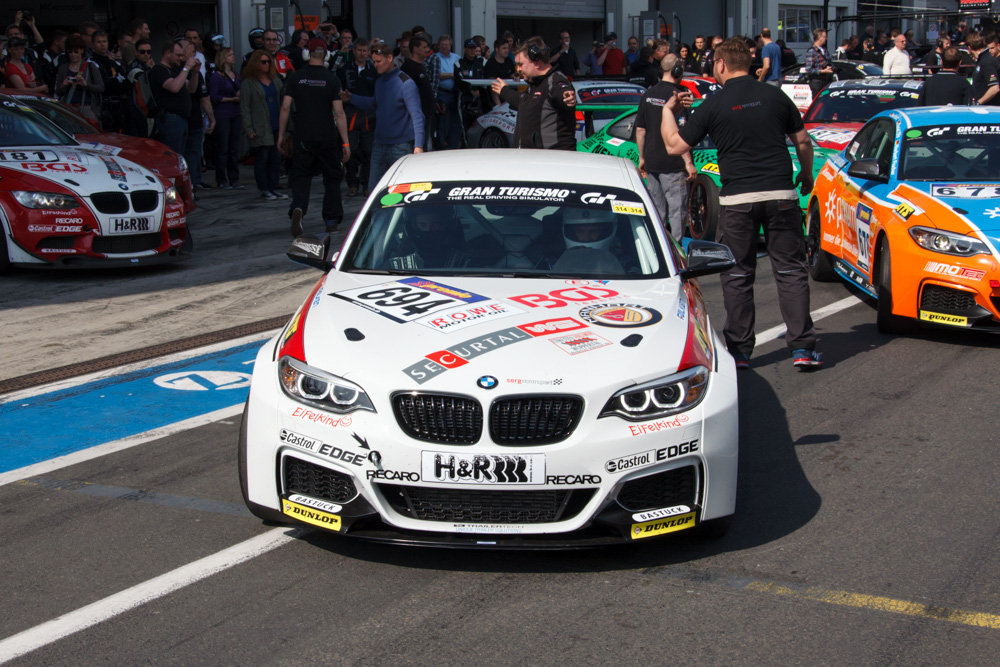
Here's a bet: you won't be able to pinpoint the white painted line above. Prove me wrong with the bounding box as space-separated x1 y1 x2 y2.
756 295 863 346
1 329 281 404
0 404 244 488
0 527 301 665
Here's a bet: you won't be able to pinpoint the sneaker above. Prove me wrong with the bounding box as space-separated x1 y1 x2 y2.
324 219 341 234
260 190 278 200
347 185 358 197
232 183 246 190
219 183 233 190
734 354 750 370
792 349 823 370
193 183 206 190
290 208 304 237
270 190 289 200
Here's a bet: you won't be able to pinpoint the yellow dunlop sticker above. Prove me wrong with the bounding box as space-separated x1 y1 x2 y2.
919 311 967 327
894 202 916 220
282 499 342 531
612 201 646 216
701 163 720 174
630 511 696 540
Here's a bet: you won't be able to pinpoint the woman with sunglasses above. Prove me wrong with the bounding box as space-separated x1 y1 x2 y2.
55 35 105 123
240 49 286 200
210 47 244 189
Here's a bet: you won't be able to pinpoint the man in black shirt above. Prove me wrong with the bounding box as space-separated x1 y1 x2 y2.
491 37 576 150
338 38 377 197
149 40 198 156
918 47 973 106
455 38 486 133
278 38 350 236
89 30 130 133
636 54 696 241
400 34 435 150
550 29 580 78
484 38 515 108
182 38 215 189
660 37 821 370
970 34 1000 106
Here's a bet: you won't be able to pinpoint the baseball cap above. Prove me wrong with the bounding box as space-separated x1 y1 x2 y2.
605 32 617 41
464 38 478 49
307 37 328 52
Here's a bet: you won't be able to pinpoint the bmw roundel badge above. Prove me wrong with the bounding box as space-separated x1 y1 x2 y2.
118 183 129 191
477 375 498 390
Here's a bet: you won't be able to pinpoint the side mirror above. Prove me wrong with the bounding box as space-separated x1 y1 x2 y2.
847 158 885 181
287 234 336 271
680 240 736 280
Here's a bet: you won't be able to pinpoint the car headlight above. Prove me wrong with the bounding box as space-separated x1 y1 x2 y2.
278 356 375 414
600 366 709 421
165 186 180 204
909 226 990 257
177 155 189 172
13 191 81 210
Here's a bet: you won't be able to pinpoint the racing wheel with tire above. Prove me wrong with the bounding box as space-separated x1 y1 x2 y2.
875 236 918 334
687 175 719 241
238 401 291 524
0 226 10 274
479 128 510 149
806 201 837 281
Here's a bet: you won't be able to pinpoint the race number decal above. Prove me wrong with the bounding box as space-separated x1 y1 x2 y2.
855 203 872 272
931 184 1000 199
333 277 487 323
0 150 59 162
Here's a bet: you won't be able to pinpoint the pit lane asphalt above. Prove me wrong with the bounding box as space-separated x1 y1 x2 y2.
3 179 1000 665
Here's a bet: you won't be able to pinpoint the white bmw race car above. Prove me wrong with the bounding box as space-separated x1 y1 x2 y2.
239 150 739 547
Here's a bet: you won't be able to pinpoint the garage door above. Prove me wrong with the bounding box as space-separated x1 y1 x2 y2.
496 0 605 19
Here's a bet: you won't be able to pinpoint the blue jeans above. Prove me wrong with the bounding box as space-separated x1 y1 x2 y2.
184 128 204 186
368 141 413 192
156 112 188 157
214 116 242 186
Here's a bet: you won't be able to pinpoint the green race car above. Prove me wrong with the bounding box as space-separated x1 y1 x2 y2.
577 105 837 240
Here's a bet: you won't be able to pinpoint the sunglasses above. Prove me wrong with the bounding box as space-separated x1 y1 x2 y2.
137 49 152 54
260 59 271 64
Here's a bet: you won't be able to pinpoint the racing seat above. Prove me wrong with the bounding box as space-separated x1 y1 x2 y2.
494 234 536 269
553 247 624 274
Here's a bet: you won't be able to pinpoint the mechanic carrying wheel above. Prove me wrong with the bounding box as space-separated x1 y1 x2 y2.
490 37 576 150
660 37 822 370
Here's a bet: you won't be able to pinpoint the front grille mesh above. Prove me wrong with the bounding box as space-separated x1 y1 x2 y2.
36 236 76 249
617 466 697 512
393 393 482 444
379 484 594 523
490 396 583 445
90 192 129 214
921 284 978 312
283 456 357 503
130 190 158 212
92 232 161 254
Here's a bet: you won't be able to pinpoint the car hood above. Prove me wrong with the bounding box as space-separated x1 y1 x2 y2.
895 182 1000 237
0 145 161 191
299 275 695 400
805 123 863 149
75 133 180 175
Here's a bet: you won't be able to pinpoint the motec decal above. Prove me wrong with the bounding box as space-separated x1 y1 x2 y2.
924 262 986 281
630 512 696 540
578 303 663 328
919 311 968 327
508 286 619 309
282 499 342 531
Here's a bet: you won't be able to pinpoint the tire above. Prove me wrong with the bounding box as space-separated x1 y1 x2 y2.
693 514 733 539
478 128 510 149
875 236 918 335
238 401 290 524
181 228 193 253
687 175 719 241
806 201 837 281
0 225 11 274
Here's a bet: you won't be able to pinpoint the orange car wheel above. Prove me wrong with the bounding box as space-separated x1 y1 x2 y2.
875 236 918 335
806 201 836 281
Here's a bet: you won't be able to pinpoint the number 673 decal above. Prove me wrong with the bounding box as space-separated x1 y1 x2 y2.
931 184 1000 199
332 277 488 323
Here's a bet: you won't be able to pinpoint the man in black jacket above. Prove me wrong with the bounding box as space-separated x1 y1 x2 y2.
400 34 435 150
917 47 972 105
455 38 486 134
89 30 129 132
338 38 377 196
490 37 576 150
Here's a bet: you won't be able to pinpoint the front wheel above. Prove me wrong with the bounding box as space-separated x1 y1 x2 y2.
687 174 720 241
806 202 837 281
238 401 290 524
875 236 918 335
479 128 510 149
692 514 733 538
0 225 10 274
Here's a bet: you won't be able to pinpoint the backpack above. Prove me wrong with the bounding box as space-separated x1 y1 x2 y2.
131 64 159 118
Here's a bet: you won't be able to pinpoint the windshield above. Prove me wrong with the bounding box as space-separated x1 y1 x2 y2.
900 124 1000 181
804 87 920 123
0 100 76 147
343 182 669 279
17 97 96 135
577 85 644 106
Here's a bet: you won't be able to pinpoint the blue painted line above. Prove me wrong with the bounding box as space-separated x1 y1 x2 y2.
0 340 268 473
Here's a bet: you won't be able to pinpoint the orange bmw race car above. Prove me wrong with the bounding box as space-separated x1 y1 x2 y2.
807 106 1000 333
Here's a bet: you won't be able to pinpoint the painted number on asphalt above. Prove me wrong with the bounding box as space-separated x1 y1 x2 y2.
153 371 252 391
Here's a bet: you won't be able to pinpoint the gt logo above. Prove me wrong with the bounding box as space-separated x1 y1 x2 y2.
927 128 947 137
403 188 440 203
894 202 916 220
580 192 617 205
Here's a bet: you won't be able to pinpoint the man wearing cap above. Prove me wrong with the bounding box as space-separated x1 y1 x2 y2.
242 28 266 72
455 38 486 133
598 32 626 76
279 38 350 236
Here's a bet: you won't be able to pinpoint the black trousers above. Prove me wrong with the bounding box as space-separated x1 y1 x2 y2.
289 138 343 223
345 126 374 189
717 198 817 355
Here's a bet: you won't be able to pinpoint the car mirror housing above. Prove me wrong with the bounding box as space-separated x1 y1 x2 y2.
287 234 335 271
847 158 885 181
680 240 736 280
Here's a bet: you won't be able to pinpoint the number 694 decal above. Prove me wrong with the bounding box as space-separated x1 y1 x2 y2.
332 277 488 323
930 184 1000 199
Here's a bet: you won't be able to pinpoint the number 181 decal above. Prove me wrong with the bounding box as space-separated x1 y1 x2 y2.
332 277 488 323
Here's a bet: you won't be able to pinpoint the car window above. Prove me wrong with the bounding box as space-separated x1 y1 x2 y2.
900 124 1000 181
605 113 635 140
0 101 75 146
344 182 669 279
849 119 893 168
20 98 95 135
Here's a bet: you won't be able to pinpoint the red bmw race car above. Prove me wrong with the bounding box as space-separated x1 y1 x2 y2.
1 89 195 211
0 96 191 270
802 78 924 150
